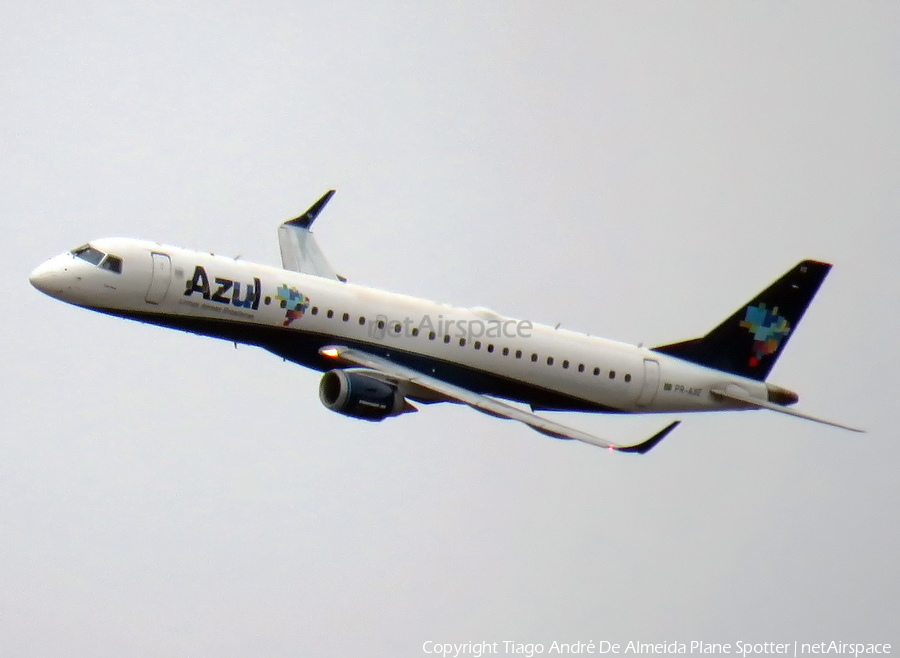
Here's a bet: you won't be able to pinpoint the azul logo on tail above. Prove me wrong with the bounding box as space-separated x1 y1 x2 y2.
740 303 791 367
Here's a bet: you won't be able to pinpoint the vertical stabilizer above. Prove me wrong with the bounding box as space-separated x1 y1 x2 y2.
653 260 831 380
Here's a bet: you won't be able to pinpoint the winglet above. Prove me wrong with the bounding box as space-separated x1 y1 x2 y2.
615 421 681 454
279 190 342 280
284 189 336 229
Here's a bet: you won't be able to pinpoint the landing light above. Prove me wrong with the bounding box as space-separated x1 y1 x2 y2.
321 347 340 358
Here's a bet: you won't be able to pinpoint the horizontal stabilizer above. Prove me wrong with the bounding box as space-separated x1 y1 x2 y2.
710 385 864 432
278 190 344 281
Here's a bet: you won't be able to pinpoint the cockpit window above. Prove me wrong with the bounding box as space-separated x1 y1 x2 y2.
71 244 105 266
100 255 123 273
70 244 123 274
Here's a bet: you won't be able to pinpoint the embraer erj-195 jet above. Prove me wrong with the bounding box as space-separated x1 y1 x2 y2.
29 191 862 453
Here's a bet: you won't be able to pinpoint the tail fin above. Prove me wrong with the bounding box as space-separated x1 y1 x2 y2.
653 260 832 381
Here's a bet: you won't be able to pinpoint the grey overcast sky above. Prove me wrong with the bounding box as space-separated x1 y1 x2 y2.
2 2 898 656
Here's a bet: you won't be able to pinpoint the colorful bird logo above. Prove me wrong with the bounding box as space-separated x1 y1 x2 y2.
740 303 791 367
276 285 310 326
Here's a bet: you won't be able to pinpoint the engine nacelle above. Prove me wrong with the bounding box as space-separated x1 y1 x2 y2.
319 369 413 421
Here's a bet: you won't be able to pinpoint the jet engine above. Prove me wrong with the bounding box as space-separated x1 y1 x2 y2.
319 369 415 421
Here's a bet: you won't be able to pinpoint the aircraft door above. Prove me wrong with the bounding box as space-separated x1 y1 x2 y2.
145 252 172 305
636 359 660 407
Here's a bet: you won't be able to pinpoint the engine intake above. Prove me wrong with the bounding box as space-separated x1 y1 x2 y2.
319 369 414 421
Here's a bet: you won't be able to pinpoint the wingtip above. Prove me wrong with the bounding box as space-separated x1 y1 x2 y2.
615 420 681 454
284 189 337 228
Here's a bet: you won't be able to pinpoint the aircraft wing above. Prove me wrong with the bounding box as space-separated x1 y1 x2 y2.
319 345 680 453
710 385 864 432
278 190 345 281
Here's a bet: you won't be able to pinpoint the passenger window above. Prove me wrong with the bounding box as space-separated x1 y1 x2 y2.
100 255 123 273
593 367 600 376
311 306 318 315
342 312 350 322
487 344 494 353
378 319 385 329
516 350 522 359
358 316 366 325
578 364 585 373
459 338 466 347
502 347 509 356
412 328 419 337
531 353 538 362
474 341 481 350
562 360 569 369
327 310 334 318
444 335 451 343
429 331 436 340
546 356 554 366
624 373 632 383
609 371 616 379
393 323 401 333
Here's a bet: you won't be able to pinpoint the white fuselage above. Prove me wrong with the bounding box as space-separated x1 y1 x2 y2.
29 237 768 416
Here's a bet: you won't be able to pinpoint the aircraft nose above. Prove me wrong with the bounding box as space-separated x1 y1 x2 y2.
29 257 70 298
29 262 53 292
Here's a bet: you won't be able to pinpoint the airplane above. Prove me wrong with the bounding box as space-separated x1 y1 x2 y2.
28 190 862 453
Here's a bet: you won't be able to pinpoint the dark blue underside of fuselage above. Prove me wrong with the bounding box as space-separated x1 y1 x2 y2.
95 306 621 413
